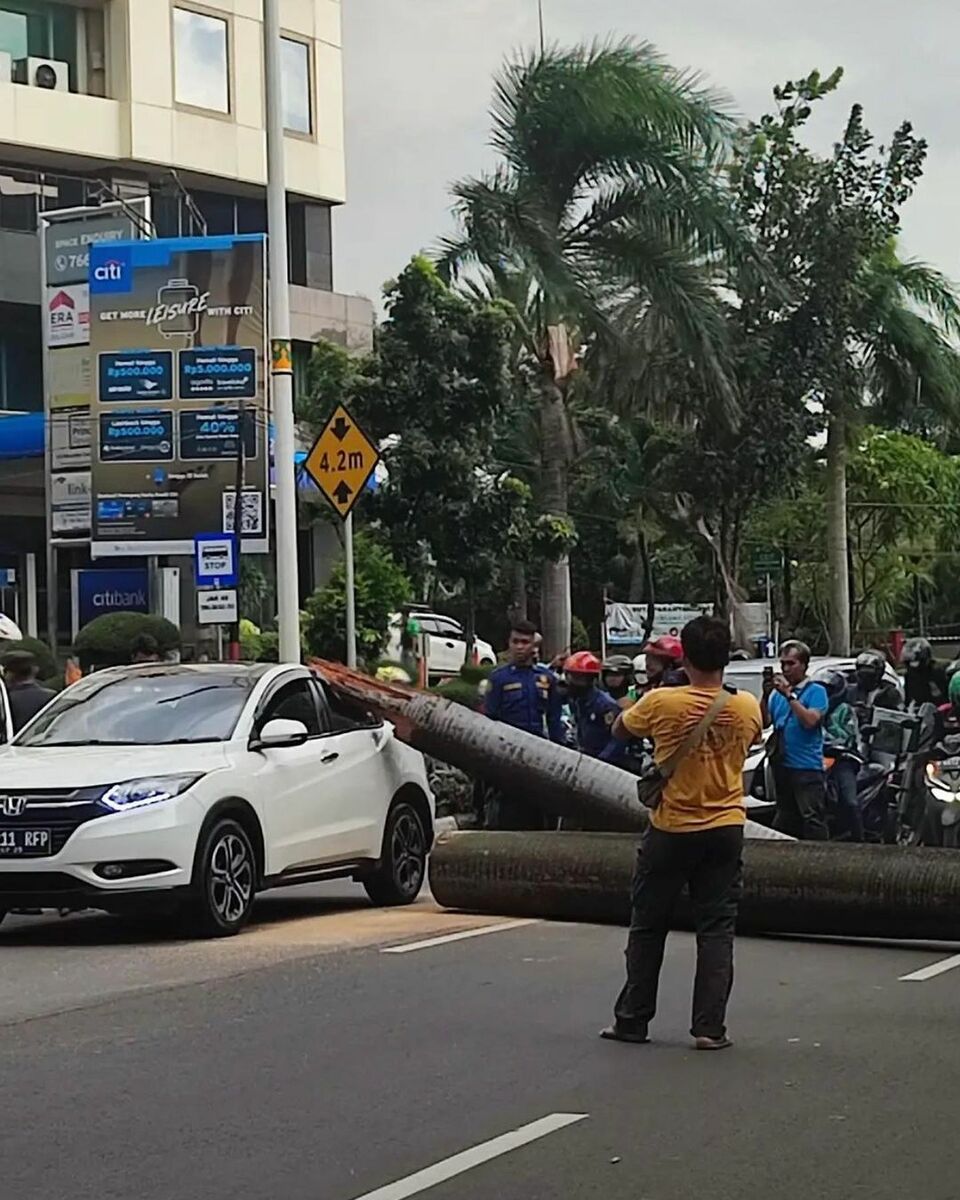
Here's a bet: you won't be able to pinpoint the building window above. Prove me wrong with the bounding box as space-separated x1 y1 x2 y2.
0 303 43 412
281 37 311 135
173 6 229 114
0 0 82 92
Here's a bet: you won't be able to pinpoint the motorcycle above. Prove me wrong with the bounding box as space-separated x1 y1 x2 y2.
919 733 960 847
822 743 895 842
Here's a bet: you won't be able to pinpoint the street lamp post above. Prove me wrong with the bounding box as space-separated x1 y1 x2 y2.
263 0 301 663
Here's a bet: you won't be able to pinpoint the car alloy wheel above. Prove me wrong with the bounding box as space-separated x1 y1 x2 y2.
188 818 257 937
363 801 428 907
391 809 426 897
209 831 254 925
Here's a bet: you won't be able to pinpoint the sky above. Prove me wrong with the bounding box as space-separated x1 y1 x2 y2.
334 0 960 307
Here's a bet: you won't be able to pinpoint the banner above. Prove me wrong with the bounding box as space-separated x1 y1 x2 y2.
605 602 714 646
42 204 148 534
88 234 268 556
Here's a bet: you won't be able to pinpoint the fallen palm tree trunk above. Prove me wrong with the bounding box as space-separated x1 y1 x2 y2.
310 660 784 840
430 831 960 940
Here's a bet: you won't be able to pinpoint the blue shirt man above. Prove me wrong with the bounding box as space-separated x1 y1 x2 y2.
485 623 564 743
762 640 829 840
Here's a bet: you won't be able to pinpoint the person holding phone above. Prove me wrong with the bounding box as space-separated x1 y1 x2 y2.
761 640 829 840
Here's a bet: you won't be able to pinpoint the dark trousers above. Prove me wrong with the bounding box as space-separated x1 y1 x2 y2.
773 767 829 840
613 825 744 1040
830 759 863 842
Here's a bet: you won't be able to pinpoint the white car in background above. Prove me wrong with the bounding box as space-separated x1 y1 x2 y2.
0 663 434 937
387 610 497 679
724 655 904 702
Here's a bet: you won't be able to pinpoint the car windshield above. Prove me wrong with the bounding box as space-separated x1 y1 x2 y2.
15 669 255 747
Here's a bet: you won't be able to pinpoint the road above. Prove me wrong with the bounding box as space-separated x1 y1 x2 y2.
1 881 958 1200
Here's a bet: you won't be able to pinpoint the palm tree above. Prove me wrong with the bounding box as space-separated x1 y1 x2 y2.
441 40 746 657
825 247 960 653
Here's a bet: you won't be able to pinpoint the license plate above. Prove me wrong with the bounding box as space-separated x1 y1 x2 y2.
0 829 52 857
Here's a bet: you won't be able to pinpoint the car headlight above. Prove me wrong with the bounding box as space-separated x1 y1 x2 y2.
101 774 204 812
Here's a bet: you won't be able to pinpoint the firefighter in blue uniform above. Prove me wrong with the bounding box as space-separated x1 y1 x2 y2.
565 651 625 763
481 619 564 828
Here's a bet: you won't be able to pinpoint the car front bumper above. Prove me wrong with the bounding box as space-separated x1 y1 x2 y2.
0 794 204 910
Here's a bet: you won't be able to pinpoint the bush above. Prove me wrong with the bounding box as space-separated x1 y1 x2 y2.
239 618 263 662
570 615 590 652
0 635 57 681
74 612 181 670
256 631 280 662
459 662 495 686
432 677 482 709
303 532 412 663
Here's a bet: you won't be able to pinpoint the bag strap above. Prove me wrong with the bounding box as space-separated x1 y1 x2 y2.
659 691 732 780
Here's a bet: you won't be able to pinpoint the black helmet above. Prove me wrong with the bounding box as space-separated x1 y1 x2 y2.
901 637 932 670
855 650 885 685
602 654 634 676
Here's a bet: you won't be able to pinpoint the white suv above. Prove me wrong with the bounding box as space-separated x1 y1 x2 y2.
0 663 434 936
387 611 497 679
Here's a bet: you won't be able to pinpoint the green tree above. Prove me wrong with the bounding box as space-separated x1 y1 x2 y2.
758 429 960 645
303 532 412 664
442 39 747 656
302 257 532 659
730 70 960 651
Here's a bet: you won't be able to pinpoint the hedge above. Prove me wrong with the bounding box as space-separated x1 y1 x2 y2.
74 612 181 669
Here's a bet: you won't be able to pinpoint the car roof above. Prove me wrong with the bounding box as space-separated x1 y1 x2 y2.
89 662 278 682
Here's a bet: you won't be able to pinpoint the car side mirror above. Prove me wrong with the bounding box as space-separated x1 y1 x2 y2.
253 718 309 750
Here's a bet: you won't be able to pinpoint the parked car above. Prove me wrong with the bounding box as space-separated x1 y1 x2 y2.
387 610 497 679
0 663 434 936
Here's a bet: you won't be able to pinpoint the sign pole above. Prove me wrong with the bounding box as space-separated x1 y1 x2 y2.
344 511 357 669
264 0 301 664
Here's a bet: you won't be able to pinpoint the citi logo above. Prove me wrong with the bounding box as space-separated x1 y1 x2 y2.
94 260 124 282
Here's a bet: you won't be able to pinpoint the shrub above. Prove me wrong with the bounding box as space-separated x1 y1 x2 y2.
570 615 590 652
239 618 263 662
0 635 57 680
432 677 482 709
74 612 181 670
303 532 412 664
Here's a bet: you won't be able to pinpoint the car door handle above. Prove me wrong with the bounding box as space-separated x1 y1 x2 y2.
446 642 455 648
321 752 340 764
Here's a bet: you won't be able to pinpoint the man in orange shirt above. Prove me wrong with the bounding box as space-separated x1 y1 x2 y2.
601 616 762 1051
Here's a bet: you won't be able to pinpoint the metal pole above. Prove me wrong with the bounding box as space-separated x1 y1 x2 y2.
227 396 245 663
344 511 357 669
537 0 545 51
766 573 773 643
264 0 301 664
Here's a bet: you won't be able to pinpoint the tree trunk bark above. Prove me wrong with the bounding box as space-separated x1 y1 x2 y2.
509 561 528 623
826 414 851 655
464 578 477 668
539 381 572 659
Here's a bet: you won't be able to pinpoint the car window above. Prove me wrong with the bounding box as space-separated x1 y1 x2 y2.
259 679 322 736
15 669 254 746
434 619 463 639
313 679 381 734
417 618 440 635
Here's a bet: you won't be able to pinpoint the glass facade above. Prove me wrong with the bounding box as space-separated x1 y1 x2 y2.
173 7 229 114
0 302 43 412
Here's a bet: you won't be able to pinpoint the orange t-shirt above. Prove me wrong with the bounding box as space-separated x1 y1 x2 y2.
622 686 762 832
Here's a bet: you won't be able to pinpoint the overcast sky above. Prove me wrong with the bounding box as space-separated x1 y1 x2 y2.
335 0 960 305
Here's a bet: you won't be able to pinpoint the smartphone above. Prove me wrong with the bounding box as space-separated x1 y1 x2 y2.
762 666 774 683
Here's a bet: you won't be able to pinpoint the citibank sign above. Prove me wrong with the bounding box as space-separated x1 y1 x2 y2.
74 568 150 634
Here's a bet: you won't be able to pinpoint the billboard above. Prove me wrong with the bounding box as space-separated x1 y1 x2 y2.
88 235 268 557
73 568 149 634
42 205 148 535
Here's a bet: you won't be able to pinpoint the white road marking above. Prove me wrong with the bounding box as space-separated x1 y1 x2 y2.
380 918 538 954
900 953 960 982
348 1112 588 1200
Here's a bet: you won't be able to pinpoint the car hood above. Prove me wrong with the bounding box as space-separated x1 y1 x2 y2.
0 742 232 789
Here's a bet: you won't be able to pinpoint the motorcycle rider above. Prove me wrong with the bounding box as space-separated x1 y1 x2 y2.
822 670 863 842
565 651 624 763
641 634 688 694
601 654 638 710
848 650 902 720
901 637 948 709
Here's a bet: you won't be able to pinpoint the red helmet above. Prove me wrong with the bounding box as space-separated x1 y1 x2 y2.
565 651 602 675
644 635 683 663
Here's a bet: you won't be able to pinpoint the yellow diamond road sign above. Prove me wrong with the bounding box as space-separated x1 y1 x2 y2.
303 404 380 519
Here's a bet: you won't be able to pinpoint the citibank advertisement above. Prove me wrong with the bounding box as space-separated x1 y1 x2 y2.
88 235 268 556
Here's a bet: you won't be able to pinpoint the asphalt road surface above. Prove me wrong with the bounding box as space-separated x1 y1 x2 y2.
1 881 958 1200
